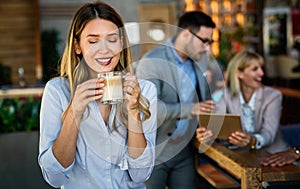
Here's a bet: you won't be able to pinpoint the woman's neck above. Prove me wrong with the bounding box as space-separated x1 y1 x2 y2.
97 101 111 125
240 85 255 104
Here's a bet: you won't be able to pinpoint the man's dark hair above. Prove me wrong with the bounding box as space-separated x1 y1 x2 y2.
177 11 216 33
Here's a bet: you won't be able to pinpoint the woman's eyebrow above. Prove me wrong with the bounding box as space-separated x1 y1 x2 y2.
86 34 100 38
86 33 118 38
107 32 118 37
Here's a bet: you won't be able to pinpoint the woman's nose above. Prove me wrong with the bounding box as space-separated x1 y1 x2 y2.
258 67 264 76
97 41 109 54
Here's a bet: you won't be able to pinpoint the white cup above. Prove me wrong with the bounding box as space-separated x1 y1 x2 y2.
98 71 124 104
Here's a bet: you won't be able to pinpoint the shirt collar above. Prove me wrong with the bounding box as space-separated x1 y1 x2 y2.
239 91 256 110
171 46 184 65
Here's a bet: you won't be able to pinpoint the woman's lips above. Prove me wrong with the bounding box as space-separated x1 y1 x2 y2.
254 78 262 83
96 58 112 66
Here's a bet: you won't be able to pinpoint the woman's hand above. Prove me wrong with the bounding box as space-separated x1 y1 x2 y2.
228 131 252 147
72 78 104 125
123 73 141 112
196 127 213 144
123 73 146 158
260 149 299 167
53 78 104 168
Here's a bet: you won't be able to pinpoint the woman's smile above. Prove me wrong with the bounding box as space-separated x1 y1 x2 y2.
96 57 112 66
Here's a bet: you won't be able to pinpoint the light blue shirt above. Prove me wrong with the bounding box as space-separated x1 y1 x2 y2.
239 92 265 149
38 77 157 189
171 47 197 138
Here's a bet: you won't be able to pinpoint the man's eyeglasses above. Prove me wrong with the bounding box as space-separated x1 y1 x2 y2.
189 30 214 46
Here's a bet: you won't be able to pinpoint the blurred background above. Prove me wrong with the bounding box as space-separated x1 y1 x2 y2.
0 0 300 188
0 0 299 87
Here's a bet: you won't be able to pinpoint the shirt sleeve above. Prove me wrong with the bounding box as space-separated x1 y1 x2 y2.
124 80 157 183
254 134 265 149
38 80 73 188
255 89 282 148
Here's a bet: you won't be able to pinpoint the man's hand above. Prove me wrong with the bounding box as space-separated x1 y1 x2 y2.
191 100 216 114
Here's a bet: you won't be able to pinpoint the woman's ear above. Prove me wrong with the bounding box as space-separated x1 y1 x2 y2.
236 69 243 79
74 39 82 54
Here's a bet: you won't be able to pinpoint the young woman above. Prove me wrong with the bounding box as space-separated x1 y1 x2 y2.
38 2 157 188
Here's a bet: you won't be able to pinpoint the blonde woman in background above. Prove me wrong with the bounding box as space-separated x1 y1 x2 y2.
197 50 289 152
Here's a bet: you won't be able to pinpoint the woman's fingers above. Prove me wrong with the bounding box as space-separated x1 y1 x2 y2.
229 131 250 147
123 73 140 110
72 78 104 113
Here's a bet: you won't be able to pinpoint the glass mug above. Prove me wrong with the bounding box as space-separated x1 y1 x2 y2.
98 71 124 105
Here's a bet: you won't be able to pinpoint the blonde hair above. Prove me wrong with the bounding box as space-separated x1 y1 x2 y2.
226 50 264 96
60 1 150 130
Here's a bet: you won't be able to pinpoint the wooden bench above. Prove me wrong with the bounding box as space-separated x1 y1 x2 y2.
274 86 300 98
197 163 240 189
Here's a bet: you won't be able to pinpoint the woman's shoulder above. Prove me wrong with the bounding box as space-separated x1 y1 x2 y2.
222 87 233 97
45 77 68 87
259 86 282 103
44 77 70 95
261 86 282 96
46 77 67 85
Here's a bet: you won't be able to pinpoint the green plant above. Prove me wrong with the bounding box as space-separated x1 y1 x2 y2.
218 32 231 67
217 24 246 68
0 97 41 133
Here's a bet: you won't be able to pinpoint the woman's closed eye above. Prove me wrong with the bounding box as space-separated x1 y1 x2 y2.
106 35 119 43
88 40 97 44
88 39 118 44
87 36 99 44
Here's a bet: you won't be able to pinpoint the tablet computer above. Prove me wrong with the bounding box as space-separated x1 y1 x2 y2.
197 113 243 140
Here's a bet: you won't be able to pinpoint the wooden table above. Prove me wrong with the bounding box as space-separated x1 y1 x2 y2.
196 141 300 189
